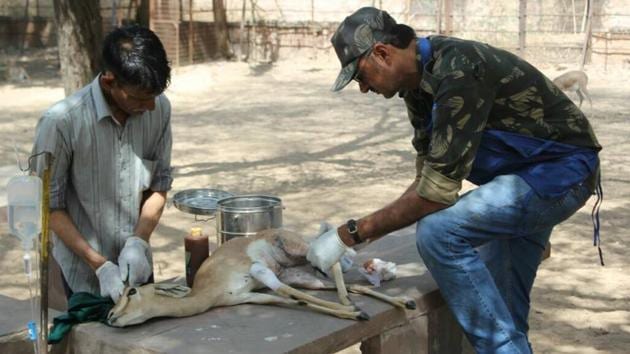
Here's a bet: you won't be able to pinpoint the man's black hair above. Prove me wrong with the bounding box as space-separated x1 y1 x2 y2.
382 24 417 49
102 25 171 95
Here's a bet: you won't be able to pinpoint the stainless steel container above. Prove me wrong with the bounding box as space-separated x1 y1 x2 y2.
216 195 282 245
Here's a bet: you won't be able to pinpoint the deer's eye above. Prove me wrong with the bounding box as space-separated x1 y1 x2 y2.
128 288 137 296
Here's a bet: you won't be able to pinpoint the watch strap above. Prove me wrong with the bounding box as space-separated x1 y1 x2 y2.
346 219 362 244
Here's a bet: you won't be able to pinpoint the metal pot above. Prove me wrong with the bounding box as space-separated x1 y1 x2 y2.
215 195 282 245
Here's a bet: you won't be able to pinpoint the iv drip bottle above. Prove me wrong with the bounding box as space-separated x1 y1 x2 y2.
7 175 42 250
185 227 209 287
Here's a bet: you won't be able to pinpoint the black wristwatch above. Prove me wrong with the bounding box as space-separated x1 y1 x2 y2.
346 219 362 244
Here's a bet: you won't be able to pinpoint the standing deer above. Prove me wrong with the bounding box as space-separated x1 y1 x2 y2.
552 70 592 109
3 57 30 83
107 228 416 327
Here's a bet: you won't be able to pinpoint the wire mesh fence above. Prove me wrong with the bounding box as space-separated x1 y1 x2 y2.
0 0 629 69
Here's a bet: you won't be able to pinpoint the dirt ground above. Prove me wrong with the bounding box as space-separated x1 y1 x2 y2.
0 49 628 353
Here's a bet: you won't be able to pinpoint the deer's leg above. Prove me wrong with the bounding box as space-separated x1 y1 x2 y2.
576 89 585 108
273 285 368 320
330 262 353 306
274 285 356 312
250 262 355 313
298 300 369 321
235 292 302 306
308 283 417 310
230 292 365 319
581 85 593 108
346 284 417 310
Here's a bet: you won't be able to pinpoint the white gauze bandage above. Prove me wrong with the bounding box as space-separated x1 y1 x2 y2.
250 262 284 291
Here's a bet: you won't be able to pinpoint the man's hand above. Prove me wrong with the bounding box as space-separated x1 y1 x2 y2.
307 226 356 272
118 236 153 287
95 261 125 303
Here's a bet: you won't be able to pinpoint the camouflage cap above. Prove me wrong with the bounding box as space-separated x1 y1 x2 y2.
330 7 398 91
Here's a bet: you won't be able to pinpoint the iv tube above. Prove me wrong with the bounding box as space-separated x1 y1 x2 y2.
7 175 42 354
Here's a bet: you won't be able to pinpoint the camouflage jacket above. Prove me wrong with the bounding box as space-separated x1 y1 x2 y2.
403 35 601 205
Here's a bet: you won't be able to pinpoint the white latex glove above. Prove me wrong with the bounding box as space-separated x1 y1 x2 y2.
118 236 153 287
312 222 355 273
307 226 356 272
95 261 125 303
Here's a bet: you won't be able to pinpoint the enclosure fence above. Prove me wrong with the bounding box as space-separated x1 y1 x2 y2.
0 0 629 68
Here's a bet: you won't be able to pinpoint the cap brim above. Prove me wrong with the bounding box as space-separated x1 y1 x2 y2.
331 58 359 92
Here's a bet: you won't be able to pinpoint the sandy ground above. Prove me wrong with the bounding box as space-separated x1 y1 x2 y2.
0 51 628 353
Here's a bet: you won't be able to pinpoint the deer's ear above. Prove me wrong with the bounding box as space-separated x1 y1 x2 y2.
154 283 191 298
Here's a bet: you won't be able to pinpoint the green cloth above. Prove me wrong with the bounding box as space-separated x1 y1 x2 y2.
48 292 114 344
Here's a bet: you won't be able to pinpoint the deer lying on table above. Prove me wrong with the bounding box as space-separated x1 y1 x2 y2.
107 228 416 327
552 70 592 109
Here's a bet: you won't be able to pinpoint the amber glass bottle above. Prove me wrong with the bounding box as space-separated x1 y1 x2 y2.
184 227 209 287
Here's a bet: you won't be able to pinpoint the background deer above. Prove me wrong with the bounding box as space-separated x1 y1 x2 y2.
107 228 416 327
552 70 592 109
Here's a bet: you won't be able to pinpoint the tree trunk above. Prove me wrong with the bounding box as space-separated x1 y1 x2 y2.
52 0 102 96
213 0 233 59
136 0 150 28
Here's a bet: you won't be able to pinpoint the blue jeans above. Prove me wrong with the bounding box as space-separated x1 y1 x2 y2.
416 174 592 354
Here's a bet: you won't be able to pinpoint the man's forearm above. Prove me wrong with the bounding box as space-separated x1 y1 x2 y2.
133 191 167 241
50 210 106 270
338 180 447 246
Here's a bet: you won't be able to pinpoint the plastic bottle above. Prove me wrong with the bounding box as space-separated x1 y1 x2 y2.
184 227 209 287
7 175 42 251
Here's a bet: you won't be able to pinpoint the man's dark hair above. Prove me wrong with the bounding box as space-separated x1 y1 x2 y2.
102 25 171 95
381 23 417 49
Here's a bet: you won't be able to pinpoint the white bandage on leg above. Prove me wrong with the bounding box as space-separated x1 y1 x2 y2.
250 262 284 291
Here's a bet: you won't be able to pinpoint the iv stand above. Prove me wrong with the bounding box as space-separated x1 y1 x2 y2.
39 153 52 353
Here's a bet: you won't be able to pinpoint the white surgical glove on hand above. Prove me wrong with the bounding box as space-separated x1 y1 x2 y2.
311 222 355 273
95 261 125 303
118 236 153 287
307 226 356 272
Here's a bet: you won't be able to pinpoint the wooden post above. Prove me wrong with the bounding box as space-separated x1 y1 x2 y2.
19 0 30 55
581 0 588 32
213 0 232 59
126 0 135 21
240 0 246 61
519 1 526 50
580 0 593 70
444 0 452 35
188 0 193 64
136 0 150 28
436 0 442 34
250 0 256 61
571 0 577 33
111 0 118 28
149 0 155 30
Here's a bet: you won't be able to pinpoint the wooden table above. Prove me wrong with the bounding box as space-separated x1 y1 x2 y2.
50 226 468 354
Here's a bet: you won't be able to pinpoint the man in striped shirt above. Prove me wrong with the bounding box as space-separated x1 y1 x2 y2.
31 26 173 303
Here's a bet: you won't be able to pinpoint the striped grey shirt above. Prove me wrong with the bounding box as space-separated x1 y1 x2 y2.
31 76 173 294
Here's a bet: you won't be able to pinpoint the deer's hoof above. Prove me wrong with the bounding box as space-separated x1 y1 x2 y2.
357 311 370 321
405 300 417 310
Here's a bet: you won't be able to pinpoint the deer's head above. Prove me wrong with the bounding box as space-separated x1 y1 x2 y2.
107 283 191 327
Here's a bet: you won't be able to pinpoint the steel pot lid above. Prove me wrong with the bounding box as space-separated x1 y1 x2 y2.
172 188 235 215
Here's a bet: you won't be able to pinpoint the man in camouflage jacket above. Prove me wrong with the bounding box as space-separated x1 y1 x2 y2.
306 7 602 354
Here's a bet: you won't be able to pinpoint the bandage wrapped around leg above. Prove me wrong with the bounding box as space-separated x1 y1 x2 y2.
250 262 283 291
